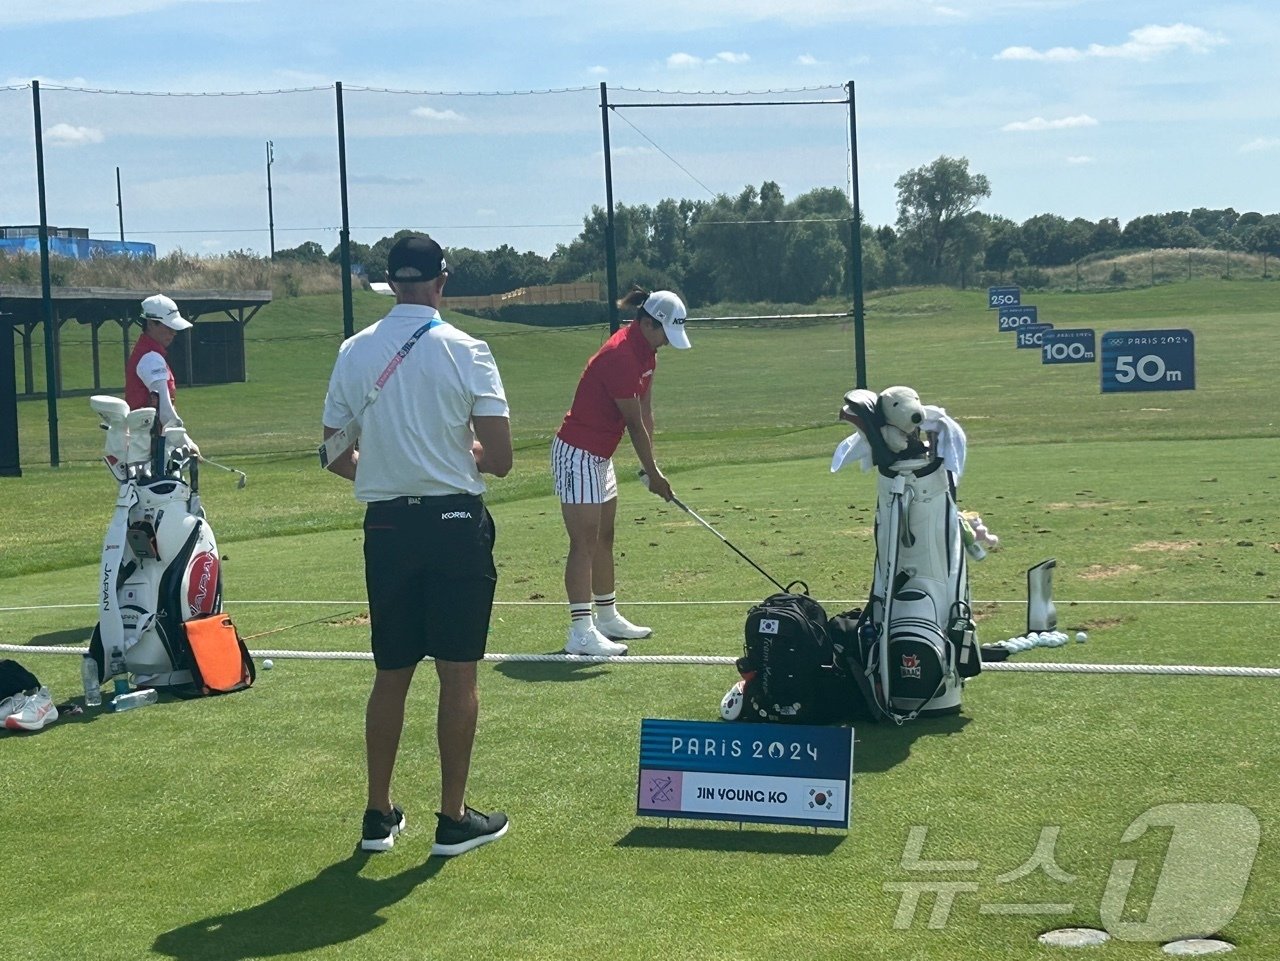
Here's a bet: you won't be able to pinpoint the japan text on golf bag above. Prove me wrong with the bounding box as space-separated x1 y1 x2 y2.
86 395 254 697
835 387 982 721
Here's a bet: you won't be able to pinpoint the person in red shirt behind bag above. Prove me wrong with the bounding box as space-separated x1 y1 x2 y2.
125 294 197 453
552 286 691 656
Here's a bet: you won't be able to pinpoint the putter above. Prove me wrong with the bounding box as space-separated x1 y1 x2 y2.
200 456 247 489
641 471 787 593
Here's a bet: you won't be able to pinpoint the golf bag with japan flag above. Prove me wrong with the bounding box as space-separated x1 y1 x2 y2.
86 395 253 698
835 388 982 721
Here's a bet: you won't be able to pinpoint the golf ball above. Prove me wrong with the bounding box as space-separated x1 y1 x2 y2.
263 658 274 670
1075 632 1088 644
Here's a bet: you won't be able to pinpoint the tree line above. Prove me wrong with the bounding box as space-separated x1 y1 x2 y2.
270 155 1280 305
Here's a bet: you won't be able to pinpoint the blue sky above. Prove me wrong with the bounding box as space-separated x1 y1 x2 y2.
1 0 1276 258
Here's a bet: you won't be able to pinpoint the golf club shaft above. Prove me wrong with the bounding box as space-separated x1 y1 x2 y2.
670 495 788 593
201 456 246 477
199 456 248 488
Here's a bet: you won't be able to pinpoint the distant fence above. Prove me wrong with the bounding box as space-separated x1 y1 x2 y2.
443 281 600 312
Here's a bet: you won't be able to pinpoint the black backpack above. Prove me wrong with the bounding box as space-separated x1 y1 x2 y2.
737 583 837 724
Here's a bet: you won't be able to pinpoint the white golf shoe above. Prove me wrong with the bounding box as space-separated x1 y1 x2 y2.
564 626 628 657
3 687 59 732
594 612 652 640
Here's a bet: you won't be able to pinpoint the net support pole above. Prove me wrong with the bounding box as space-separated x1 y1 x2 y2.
847 80 867 390
32 80 60 467
335 82 354 340
599 82 620 333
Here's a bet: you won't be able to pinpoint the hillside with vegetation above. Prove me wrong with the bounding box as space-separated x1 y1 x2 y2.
2 155 1276 304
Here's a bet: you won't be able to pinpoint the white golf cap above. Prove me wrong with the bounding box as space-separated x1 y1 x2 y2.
141 294 192 331
642 290 690 349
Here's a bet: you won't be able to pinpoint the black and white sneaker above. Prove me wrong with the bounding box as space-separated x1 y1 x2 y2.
431 806 509 857
360 805 406 852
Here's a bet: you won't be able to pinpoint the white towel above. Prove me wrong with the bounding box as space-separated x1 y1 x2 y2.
830 432 874 473
921 405 967 478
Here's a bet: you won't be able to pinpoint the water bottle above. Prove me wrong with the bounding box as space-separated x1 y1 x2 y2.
109 646 129 695
81 655 103 707
112 688 158 713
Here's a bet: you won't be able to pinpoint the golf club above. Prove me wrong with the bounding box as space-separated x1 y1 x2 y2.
640 471 787 593
200 456 247 489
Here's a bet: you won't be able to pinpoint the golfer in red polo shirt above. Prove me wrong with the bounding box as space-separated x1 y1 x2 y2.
552 287 690 656
125 293 193 433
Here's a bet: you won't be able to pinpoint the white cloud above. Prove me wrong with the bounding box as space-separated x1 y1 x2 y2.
588 65 608 76
1239 137 1280 153
996 23 1226 62
666 51 749 68
410 107 463 122
45 123 105 146
1002 114 1098 132
797 54 820 66
0 0 255 28
1065 155 1094 165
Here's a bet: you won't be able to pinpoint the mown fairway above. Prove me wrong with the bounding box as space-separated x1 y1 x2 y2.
2 280 1277 960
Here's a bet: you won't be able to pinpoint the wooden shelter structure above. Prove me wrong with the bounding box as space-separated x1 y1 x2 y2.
1 286 271 396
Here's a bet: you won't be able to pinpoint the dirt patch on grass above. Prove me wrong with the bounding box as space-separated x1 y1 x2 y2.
1079 616 1125 631
330 613 370 627
1078 564 1142 580
1130 541 1199 552
1044 501 1113 510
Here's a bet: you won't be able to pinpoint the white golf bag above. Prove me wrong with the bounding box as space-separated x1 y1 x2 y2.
87 395 225 692
837 389 982 721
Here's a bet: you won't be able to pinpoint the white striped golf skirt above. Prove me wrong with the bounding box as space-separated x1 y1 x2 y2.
551 435 617 504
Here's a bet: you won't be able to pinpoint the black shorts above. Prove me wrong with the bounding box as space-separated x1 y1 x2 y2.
363 494 497 669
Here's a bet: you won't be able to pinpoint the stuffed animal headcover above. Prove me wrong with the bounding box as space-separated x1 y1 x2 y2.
877 385 924 453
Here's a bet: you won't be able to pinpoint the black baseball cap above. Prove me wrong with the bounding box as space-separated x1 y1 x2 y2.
386 234 447 282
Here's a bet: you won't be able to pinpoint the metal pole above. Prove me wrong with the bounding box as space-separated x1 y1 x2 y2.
266 140 276 260
847 80 867 390
32 80 60 467
116 166 124 242
335 83 354 340
599 82 620 333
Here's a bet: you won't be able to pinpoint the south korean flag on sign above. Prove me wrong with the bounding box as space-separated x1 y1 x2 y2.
808 787 839 811
759 618 780 635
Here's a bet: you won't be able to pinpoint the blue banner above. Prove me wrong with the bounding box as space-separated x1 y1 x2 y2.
998 305 1037 331
637 718 853 828
1042 328 1096 364
1016 323 1054 349
1101 329 1196 392
988 285 1020 309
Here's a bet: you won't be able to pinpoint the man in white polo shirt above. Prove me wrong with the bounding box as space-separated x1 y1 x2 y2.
322 234 513 857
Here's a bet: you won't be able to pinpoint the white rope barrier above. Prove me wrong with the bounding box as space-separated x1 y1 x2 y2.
2 643 1278 677
3 597 1279 613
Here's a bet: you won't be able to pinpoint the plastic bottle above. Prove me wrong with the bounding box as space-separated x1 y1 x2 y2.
109 646 129 695
81 655 103 707
111 688 158 713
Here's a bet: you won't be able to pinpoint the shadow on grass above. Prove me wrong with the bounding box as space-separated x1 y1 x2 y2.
152 849 446 960
22 627 94 646
493 659 610 683
851 712 972 773
616 824 844 855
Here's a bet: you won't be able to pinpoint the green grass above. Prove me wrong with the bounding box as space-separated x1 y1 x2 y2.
2 279 1278 960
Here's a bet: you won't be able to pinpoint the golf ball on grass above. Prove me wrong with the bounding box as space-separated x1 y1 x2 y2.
1075 632 1088 644
263 658 274 670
